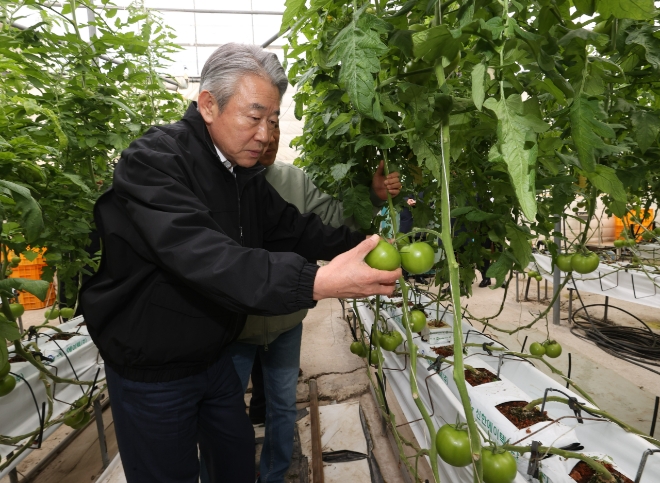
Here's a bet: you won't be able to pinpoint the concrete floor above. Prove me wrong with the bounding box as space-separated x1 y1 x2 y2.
3 273 659 482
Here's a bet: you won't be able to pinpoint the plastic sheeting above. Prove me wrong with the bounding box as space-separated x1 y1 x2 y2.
0 316 104 479
530 253 660 309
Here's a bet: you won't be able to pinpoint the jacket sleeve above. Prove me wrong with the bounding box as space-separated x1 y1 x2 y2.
112 132 343 317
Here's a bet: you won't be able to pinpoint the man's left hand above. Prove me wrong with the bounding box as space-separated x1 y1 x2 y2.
372 160 402 201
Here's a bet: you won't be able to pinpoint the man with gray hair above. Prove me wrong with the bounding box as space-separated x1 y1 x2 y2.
80 43 400 483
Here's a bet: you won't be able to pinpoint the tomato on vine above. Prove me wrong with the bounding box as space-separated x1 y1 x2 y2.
400 242 435 275
571 251 599 274
529 342 545 357
379 333 399 352
555 254 574 272
435 424 472 467
350 341 368 357
408 310 426 332
481 447 518 483
365 239 401 271
0 375 16 397
544 341 562 359
60 307 75 319
9 303 24 318
369 350 382 365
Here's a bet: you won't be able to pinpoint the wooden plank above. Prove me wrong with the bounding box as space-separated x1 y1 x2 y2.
308 379 324 483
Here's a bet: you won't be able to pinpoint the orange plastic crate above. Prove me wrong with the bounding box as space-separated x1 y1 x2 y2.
614 209 655 241
17 282 56 310
3 248 55 310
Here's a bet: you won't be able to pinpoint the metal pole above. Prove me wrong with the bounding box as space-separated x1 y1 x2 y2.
553 220 562 325
309 379 324 483
515 271 519 302
568 288 574 323
94 399 110 469
603 296 609 323
9 469 18 483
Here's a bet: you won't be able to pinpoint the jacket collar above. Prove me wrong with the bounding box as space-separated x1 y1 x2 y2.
182 102 264 178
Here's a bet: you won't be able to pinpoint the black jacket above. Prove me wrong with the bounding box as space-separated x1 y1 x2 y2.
80 103 363 382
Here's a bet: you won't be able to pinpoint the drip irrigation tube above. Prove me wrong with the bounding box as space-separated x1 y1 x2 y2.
570 304 660 376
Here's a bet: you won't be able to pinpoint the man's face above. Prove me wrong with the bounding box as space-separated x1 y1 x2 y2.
199 74 280 168
259 126 280 167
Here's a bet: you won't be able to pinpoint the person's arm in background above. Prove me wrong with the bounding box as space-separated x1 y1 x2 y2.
267 161 401 230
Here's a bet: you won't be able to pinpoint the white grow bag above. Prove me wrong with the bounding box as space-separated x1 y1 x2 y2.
0 316 104 479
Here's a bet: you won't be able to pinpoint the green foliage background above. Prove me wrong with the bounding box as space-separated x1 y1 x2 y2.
0 0 184 308
283 0 660 292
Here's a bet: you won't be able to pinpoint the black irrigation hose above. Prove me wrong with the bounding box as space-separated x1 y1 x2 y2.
570 303 660 376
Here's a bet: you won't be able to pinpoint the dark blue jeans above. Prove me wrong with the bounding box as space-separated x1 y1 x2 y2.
106 352 254 483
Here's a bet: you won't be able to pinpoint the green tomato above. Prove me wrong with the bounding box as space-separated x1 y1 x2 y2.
613 239 626 248
73 395 90 408
369 350 382 365
527 270 538 278
545 341 562 358
654 227 660 236
9 304 24 318
482 448 518 483
379 334 399 352
556 254 574 272
47 307 60 320
63 410 85 427
0 375 16 397
571 252 600 274
400 242 435 275
70 411 91 430
435 424 472 467
408 310 426 332
10 257 20 268
60 307 75 319
391 331 403 347
642 230 655 241
534 275 543 282
529 342 546 357
365 240 401 271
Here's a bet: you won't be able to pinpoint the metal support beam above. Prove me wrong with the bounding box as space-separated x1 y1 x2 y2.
94 399 110 469
309 379 324 483
553 220 562 325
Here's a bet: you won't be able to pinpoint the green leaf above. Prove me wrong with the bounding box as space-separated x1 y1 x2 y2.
631 111 660 153
0 319 21 341
483 95 546 221
0 278 50 301
281 0 307 33
596 0 656 20
471 63 485 112
569 95 615 173
486 251 514 288
574 0 596 15
326 113 353 137
585 165 626 202
450 206 475 217
505 224 533 268
388 30 413 59
330 161 355 181
626 27 660 70
354 135 396 151
0 180 44 242
410 136 441 182
328 15 389 120
412 25 462 64
342 184 373 230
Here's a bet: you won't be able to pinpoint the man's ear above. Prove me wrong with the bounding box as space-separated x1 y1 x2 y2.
197 90 216 124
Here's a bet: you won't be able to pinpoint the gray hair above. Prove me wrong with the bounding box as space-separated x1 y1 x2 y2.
199 43 288 111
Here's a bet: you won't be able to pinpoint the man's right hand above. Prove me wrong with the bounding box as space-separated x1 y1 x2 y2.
312 235 401 300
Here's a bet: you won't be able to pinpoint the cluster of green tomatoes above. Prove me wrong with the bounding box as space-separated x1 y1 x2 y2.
364 235 436 275
349 310 428 364
529 340 562 358
436 423 518 483
62 396 91 430
554 250 600 275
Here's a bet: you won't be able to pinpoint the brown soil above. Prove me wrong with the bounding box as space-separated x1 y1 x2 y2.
428 319 449 328
8 354 27 363
76 321 86 327
464 367 499 386
569 460 633 483
431 346 454 358
50 333 75 341
496 400 551 429
395 301 415 308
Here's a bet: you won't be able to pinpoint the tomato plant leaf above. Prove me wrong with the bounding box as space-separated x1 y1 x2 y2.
0 278 50 301
574 0 596 15
471 63 485 112
483 95 546 221
354 135 396 151
412 25 462 64
596 0 656 20
0 180 44 242
0 319 21 341
486 250 514 288
569 95 615 173
410 136 441 182
330 161 356 181
328 13 390 120
625 27 660 70
326 113 353 137
585 165 627 202
631 111 660 153
505 223 533 268
281 0 307 33
342 184 373 230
